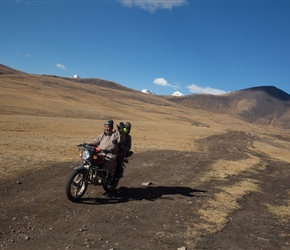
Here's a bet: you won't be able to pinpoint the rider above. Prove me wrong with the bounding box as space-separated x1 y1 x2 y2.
115 121 132 177
88 120 123 177
119 121 132 157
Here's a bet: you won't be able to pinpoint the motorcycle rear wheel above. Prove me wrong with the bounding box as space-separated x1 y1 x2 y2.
103 178 119 192
65 169 88 202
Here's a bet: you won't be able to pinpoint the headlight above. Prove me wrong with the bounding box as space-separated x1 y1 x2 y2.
82 149 90 160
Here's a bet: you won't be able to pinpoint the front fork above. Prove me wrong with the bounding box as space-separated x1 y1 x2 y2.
75 163 109 184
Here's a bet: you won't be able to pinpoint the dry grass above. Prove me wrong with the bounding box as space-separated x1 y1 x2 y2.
264 188 290 226
0 113 227 181
200 154 262 182
253 139 290 162
1 73 256 181
265 203 290 223
198 178 260 230
185 178 261 247
185 153 262 247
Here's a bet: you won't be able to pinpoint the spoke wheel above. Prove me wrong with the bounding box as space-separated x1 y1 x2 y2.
65 170 88 202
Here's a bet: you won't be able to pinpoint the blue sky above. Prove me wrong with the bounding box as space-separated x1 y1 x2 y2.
1 0 290 95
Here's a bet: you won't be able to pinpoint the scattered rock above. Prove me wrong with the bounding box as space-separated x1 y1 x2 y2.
24 235 30 240
142 181 152 186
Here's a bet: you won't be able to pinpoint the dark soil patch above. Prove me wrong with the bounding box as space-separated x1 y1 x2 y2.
1 131 290 249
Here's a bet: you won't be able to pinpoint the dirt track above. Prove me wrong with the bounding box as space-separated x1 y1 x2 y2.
1 131 290 249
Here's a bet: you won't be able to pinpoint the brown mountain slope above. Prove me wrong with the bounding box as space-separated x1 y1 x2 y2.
1 63 288 181
1 63 251 180
0 64 186 122
165 86 290 129
1 65 290 250
0 63 27 75
1 64 290 129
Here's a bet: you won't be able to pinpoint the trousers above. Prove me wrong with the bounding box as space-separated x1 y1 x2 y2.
102 153 117 175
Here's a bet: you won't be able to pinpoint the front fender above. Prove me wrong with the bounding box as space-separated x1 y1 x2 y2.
72 165 90 183
74 163 89 171
74 166 83 171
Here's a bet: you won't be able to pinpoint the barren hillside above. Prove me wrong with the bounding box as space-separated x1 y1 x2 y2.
1 64 290 249
1 63 289 179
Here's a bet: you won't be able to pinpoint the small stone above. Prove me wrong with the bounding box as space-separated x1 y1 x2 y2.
142 181 152 186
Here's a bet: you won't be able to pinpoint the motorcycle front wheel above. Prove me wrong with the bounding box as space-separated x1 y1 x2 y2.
65 169 88 202
103 178 119 192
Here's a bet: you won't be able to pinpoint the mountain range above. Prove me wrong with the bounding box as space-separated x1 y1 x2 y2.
165 86 290 128
1 63 290 129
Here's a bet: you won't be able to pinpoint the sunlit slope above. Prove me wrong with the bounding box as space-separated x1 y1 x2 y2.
2 64 288 134
1 64 290 184
0 66 239 128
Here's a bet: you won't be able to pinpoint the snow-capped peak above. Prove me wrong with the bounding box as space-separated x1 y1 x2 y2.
141 89 155 95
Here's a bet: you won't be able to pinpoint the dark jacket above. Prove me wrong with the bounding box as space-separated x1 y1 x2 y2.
119 134 131 156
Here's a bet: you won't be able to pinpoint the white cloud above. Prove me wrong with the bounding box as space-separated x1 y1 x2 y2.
186 84 226 95
153 77 171 87
153 77 180 91
119 0 188 13
25 54 31 58
55 63 67 70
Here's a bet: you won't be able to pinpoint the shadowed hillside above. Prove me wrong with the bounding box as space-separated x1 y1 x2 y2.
165 86 290 129
70 77 135 92
0 64 27 75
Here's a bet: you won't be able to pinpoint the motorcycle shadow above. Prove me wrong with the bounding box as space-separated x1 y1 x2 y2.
80 186 207 205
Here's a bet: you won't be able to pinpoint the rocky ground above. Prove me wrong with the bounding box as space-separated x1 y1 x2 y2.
1 131 290 249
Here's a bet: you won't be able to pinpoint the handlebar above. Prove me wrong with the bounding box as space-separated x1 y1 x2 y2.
77 143 112 154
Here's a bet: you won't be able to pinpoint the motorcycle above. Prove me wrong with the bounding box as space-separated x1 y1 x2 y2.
65 143 129 202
